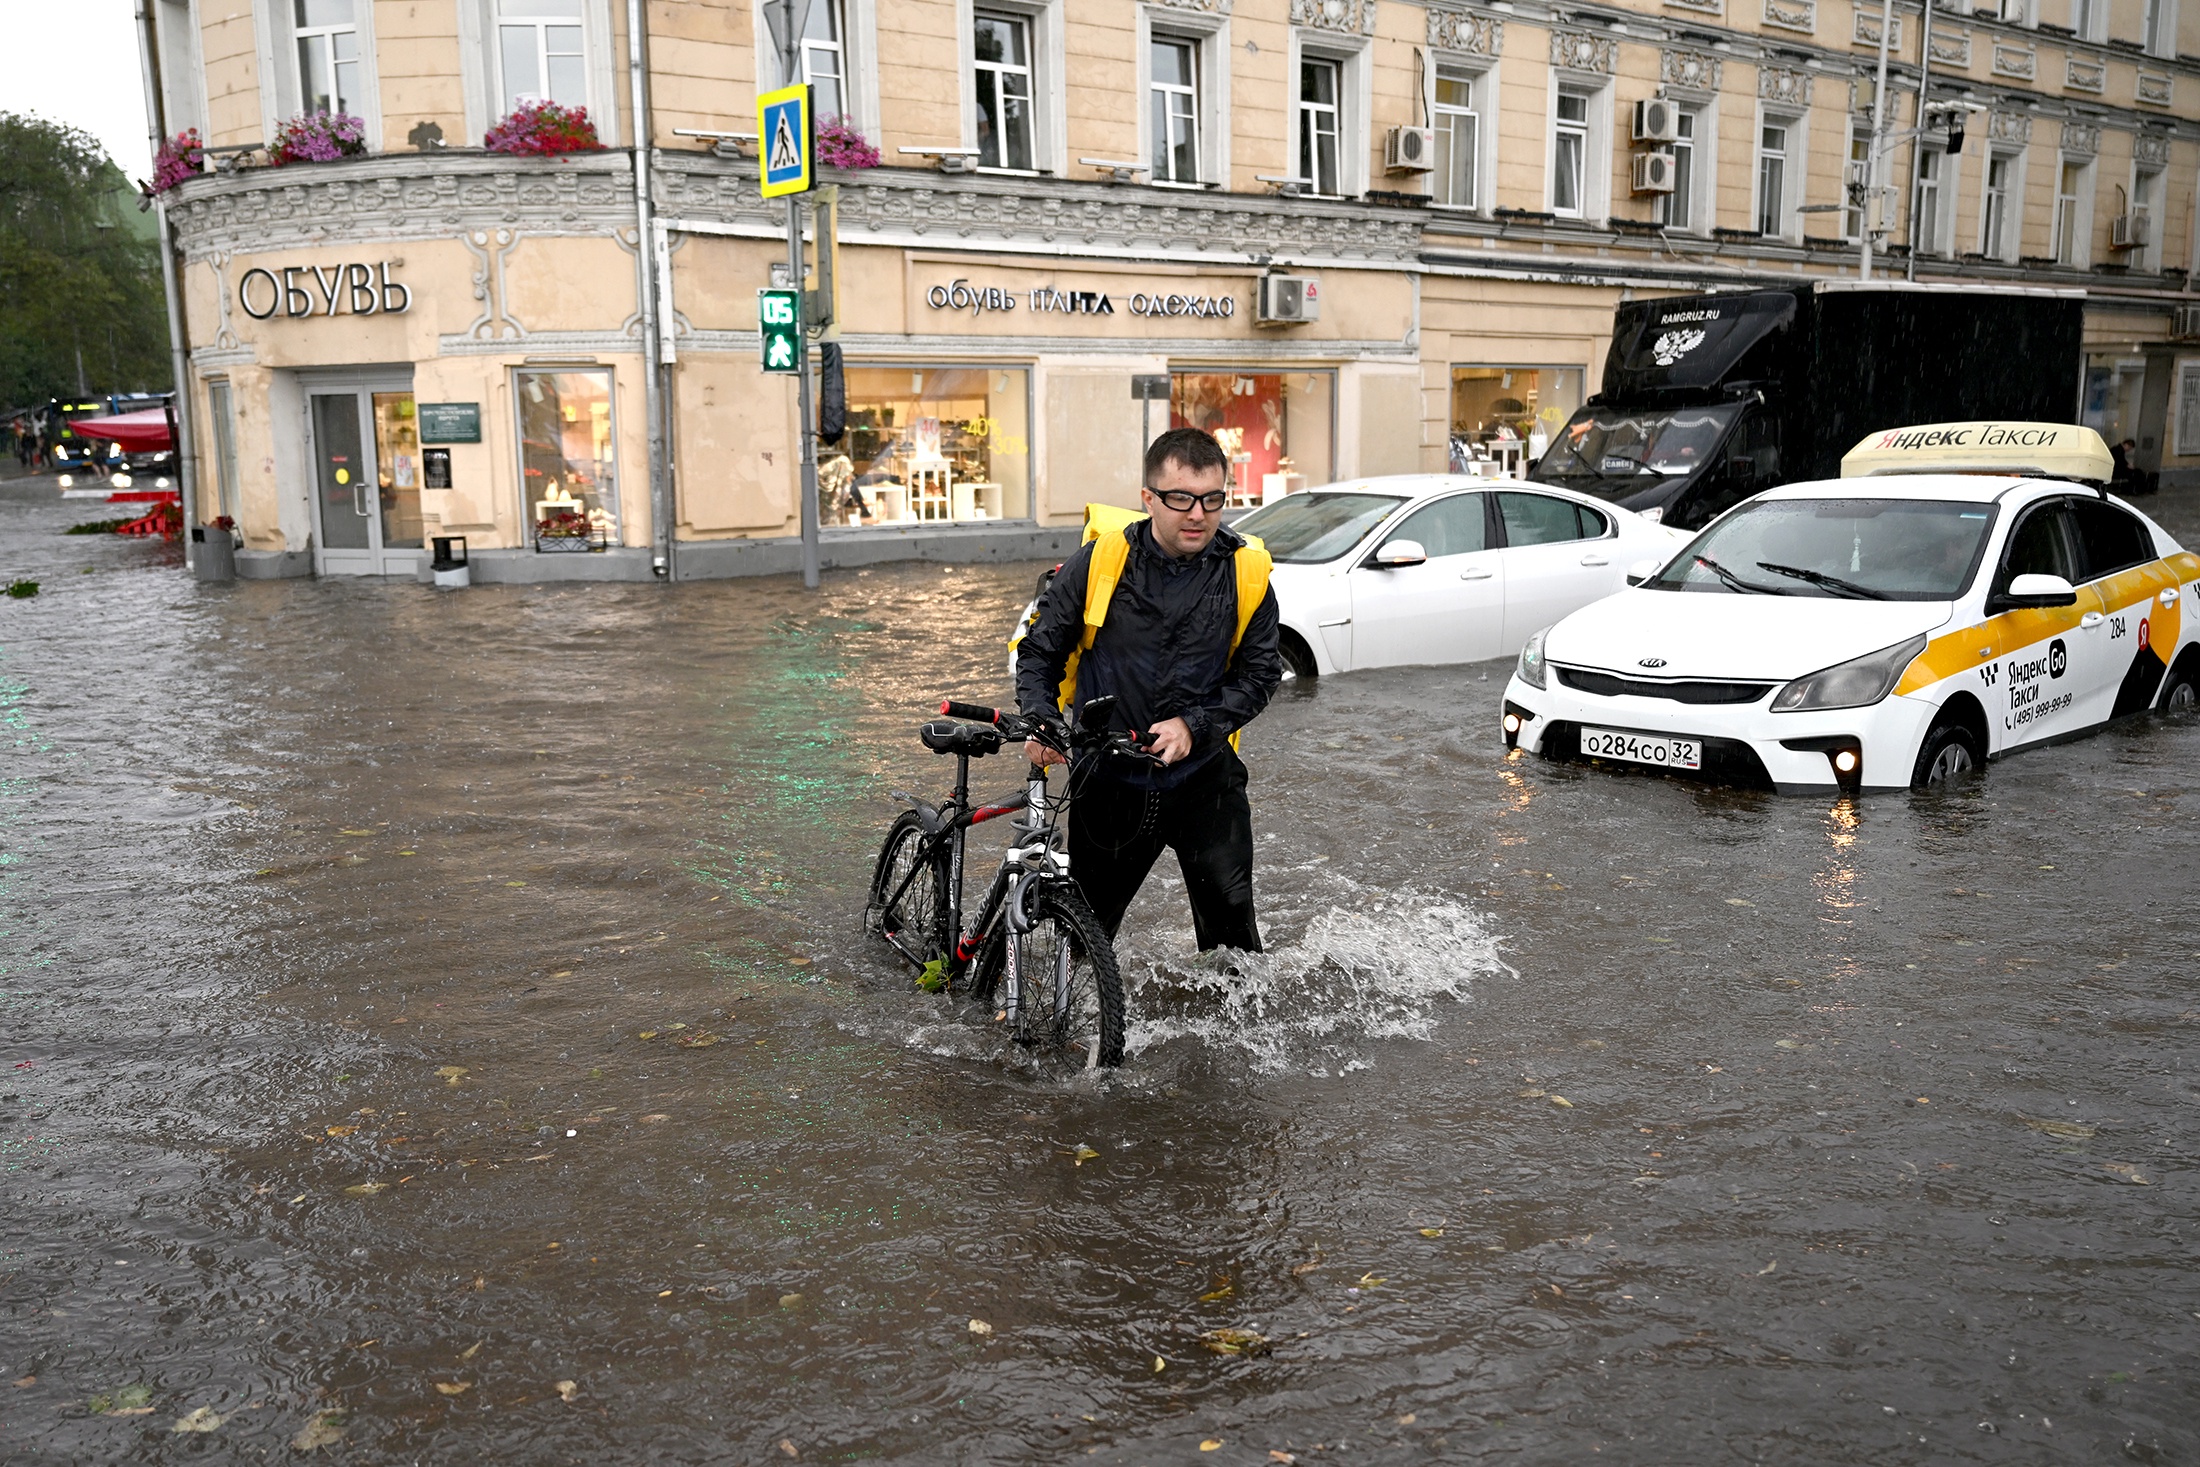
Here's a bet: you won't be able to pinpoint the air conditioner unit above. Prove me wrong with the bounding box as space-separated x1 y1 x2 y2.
1256 274 1321 326
2174 304 2200 340
2109 213 2152 249
1633 97 1679 144
1631 151 1677 195
1385 125 1436 173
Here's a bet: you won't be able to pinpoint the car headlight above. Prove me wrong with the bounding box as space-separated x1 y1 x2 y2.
1770 634 1928 713
1516 627 1551 690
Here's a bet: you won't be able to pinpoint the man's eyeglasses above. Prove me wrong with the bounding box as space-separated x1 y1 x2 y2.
1149 488 1229 513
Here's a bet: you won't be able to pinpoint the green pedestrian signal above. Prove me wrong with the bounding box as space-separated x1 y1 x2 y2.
758 288 801 373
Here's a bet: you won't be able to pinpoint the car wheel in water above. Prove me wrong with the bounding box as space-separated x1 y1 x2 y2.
1279 636 1318 681
1910 719 1982 790
2159 664 2198 715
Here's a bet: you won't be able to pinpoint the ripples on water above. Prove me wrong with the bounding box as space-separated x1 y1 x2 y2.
4 475 2200 1464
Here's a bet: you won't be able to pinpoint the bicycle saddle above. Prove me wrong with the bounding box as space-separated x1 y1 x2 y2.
920 720 1004 757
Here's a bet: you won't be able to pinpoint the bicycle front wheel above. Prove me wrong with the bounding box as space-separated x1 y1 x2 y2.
868 811 948 971
1005 883 1126 1070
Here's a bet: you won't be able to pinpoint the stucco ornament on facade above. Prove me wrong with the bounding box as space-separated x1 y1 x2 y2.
1426 7 1501 57
2132 131 2171 168
2135 71 2172 108
1661 0 1723 19
1288 0 1375 33
1761 0 1816 35
1549 30 1617 74
1986 110 2031 146
2064 57 2107 93
1927 28 1971 67
1150 0 1229 11
1852 10 1901 48
1661 48 1723 92
2060 121 2099 157
1989 43 2036 80
1758 66 1812 108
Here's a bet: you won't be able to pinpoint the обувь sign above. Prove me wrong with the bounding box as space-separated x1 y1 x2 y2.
238 262 411 320
924 277 1238 320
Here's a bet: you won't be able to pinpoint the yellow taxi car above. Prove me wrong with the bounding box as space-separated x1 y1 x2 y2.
1501 422 2200 792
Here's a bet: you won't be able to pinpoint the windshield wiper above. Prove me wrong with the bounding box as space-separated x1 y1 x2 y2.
1690 554 1783 595
1756 561 1890 600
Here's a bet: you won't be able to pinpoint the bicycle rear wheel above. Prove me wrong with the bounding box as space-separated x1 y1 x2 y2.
868 811 948 971
1002 883 1126 1070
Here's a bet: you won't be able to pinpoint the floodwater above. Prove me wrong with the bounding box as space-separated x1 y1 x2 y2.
4 474 2199 1466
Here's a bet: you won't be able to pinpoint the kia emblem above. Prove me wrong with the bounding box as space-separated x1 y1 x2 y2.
1638 657 1668 668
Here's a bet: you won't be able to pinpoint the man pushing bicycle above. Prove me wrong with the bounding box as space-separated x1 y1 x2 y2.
1013 427 1283 954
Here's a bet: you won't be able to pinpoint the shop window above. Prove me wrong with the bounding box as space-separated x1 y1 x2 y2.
515 369 617 538
206 379 240 523
1296 58 1341 195
295 0 363 115
973 12 1035 171
801 0 847 121
373 393 424 548
1432 67 1479 209
832 367 1030 526
1169 371 1335 504
1448 366 1585 474
498 0 588 114
1150 35 1201 184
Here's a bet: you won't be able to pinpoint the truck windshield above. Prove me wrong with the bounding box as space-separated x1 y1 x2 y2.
1536 404 1741 498
1233 492 1406 563
1650 498 1997 601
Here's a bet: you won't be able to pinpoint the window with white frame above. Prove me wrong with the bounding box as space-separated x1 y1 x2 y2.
1980 151 2015 259
497 0 587 113
801 0 847 121
973 11 1035 170
1297 56 1342 194
1756 120 1791 237
2053 157 2088 264
295 0 363 116
1151 34 1200 183
1912 144 1946 255
1551 89 1590 217
1657 108 1698 230
2142 0 2173 54
1432 67 1479 209
1843 123 1871 241
2071 0 2104 39
2131 164 2162 266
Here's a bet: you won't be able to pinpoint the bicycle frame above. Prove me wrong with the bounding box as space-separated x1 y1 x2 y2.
887 751 1071 981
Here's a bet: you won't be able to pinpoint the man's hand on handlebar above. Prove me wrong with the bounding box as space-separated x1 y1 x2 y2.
1145 716 1193 766
1023 736 1067 768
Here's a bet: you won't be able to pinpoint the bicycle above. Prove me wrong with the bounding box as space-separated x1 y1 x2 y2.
866 695 1151 1070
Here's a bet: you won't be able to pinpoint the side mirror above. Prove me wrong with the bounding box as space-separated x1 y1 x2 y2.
1624 557 1661 587
1372 539 1427 568
2006 572 2078 608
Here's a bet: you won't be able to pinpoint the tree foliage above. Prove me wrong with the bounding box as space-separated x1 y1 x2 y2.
0 113 171 410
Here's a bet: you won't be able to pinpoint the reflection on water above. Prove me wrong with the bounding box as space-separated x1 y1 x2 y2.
4 474 2200 1463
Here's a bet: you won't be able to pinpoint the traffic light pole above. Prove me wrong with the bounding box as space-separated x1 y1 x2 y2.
789 197 820 590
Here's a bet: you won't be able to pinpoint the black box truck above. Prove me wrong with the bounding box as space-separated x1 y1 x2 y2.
1528 281 2086 530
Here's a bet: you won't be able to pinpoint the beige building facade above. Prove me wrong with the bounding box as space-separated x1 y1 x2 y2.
147 0 2200 579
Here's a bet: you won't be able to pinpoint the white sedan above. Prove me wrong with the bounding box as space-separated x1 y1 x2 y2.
1231 476 1685 677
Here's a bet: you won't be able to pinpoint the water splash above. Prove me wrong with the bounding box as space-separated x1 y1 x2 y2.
1122 885 1509 1073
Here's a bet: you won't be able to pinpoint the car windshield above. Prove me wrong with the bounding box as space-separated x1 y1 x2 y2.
1537 404 1741 499
1233 492 1406 563
1650 497 1997 601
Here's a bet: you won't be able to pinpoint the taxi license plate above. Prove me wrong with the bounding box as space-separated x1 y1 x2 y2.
1580 726 1702 770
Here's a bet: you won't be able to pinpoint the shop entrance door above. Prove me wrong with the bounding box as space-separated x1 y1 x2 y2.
306 381 424 576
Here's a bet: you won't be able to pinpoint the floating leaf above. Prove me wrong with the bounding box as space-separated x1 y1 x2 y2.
2024 1117 2096 1139
1290 1254 1325 1276
434 1381 471 1396
345 1181 389 1196
1198 1327 1270 1357
1549 1095 1574 1109
671 1032 721 1048
1198 1279 1235 1303
292 1411 347 1450
326 1125 357 1137
1419 1228 1444 1238
1270 1453 1298 1464
1070 1144 1100 1166
640 1113 670 1123
916 958 948 994
1201 1440 1224 1451
1357 1273 1387 1289
1152 1356 1167 1373
637 1031 658 1040
555 1380 579 1403
779 1439 800 1458
90 1384 153 1415
437 1066 468 1085
779 1293 803 1309
459 1342 482 1362
1757 1260 1779 1275
340 829 375 837
1725 898 1753 907
2103 1162 2151 1185
13 1376 35 1388
1397 1413 1417 1425
1775 1039 1810 1050
173 1406 225 1433
968 1318 994 1337
1516 1087 1547 1099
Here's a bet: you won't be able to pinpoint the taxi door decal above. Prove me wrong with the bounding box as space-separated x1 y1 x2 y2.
2101 558 2179 720
1982 594 2098 746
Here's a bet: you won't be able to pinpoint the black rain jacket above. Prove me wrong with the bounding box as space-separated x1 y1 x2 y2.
1014 519 1282 788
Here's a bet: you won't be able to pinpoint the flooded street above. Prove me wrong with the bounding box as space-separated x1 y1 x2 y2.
5 476 2200 1465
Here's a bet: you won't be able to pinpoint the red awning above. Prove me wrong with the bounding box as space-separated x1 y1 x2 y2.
67 408 173 453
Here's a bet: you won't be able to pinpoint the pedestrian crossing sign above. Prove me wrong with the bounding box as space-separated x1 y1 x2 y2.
757 84 813 199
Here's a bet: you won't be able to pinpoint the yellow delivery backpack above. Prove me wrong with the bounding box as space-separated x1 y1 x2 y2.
1010 502 1271 753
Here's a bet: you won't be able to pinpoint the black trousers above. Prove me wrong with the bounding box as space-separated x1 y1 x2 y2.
1067 750 1262 953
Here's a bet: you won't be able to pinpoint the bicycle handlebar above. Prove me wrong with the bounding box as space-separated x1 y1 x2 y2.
934 695 1161 764
938 699 999 723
